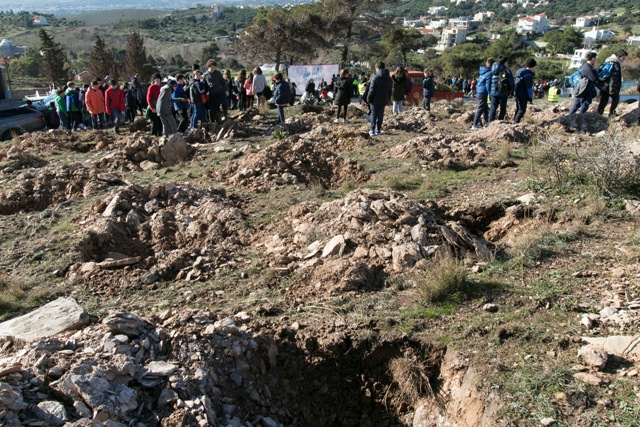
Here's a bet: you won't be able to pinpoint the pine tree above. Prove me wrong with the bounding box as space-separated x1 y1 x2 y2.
38 29 67 87
87 35 117 80
124 31 147 80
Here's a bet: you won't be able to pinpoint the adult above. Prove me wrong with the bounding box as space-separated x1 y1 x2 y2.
85 80 106 130
104 79 126 134
237 69 248 112
513 58 537 124
568 52 598 116
55 88 68 130
597 49 627 117
252 67 267 109
489 55 514 122
157 79 178 136
334 69 352 123
146 73 163 136
472 58 494 129
366 61 393 136
391 66 407 114
272 73 291 124
131 73 146 115
65 82 82 131
203 60 228 123
124 82 137 123
422 68 434 112
223 69 236 111
172 73 189 132
189 71 207 129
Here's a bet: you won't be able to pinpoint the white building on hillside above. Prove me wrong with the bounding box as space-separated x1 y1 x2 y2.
583 28 615 45
473 11 496 21
0 39 25 58
628 35 640 47
516 14 550 34
436 27 468 50
428 6 448 15
32 16 48 26
449 16 473 29
569 48 597 69
575 15 599 27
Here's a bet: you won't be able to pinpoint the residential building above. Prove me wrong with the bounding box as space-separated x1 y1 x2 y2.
427 19 448 30
0 39 25 59
473 11 496 21
627 35 640 47
428 6 448 15
502 3 515 9
575 15 599 27
449 16 473 29
569 48 597 69
516 14 550 34
583 28 615 45
32 16 48 26
436 27 468 50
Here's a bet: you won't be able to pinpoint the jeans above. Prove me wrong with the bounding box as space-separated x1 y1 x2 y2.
392 100 403 114
149 110 162 136
58 112 69 130
597 91 620 115
568 95 592 115
370 104 385 133
190 104 205 129
112 110 123 131
277 105 285 123
422 96 431 111
208 92 224 123
489 95 508 122
336 104 348 120
176 108 189 132
68 111 82 130
473 94 489 127
91 113 105 130
513 96 529 123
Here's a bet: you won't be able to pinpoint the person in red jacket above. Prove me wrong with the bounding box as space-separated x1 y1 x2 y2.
146 73 163 136
104 78 126 134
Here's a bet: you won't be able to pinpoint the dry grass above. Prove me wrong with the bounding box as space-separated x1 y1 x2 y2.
389 354 434 405
0 275 50 321
414 253 467 303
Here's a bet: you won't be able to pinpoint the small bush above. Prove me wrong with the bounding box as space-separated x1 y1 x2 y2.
415 253 467 303
272 129 289 140
589 125 640 197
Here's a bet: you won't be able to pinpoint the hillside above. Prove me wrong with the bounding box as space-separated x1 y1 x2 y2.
68 9 168 26
0 96 640 426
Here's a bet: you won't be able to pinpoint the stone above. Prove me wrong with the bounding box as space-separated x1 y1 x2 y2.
391 243 422 272
158 389 179 407
0 298 89 342
573 372 603 386
483 303 499 313
578 345 608 370
73 400 91 418
102 193 122 217
34 400 67 426
411 224 428 245
540 417 556 426
160 134 188 167
139 160 160 171
321 235 345 258
261 417 279 427
304 240 322 259
62 374 138 417
517 193 536 205
581 336 640 360
144 361 178 377
0 382 27 410
581 314 595 330
126 210 142 229
599 306 618 318
103 312 153 338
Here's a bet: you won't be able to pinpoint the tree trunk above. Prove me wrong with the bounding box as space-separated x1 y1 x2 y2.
341 21 353 68
275 49 281 73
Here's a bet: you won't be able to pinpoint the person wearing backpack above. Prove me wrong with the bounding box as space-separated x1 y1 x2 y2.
568 52 598 116
513 58 537 123
597 49 627 117
472 57 494 129
488 55 514 123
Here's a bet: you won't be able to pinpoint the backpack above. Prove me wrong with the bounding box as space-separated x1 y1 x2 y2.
499 70 510 93
567 70 582 88
597 61 613 81
262 83 273 99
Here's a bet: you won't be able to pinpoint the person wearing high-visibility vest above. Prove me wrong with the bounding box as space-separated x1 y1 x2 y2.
548 84 560 102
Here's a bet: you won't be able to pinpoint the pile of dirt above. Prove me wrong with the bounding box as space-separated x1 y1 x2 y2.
0 146 48 172
17 130 113 153
555 112 609 134
214 138 369 192
387 132 488 169
301 124 373 151
0 165 124 215
0 308 457 427
93 133 194 172
383 109 437 133
69 183 249 291
470 121 537 144
261 188 492 295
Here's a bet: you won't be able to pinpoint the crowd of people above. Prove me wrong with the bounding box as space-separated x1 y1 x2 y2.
47 51 635 138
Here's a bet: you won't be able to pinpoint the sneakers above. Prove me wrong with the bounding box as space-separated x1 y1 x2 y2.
343 118 349 123
334 119 340 123
470 125 481 130
376 129 381 135
369 130 375 136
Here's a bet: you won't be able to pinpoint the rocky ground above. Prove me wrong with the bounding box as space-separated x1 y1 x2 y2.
0 97 640 427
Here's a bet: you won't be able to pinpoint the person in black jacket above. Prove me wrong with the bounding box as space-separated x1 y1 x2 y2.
597 49 627 117
568 52 598 115
422 68 434 112
513 58 537 123
366 61 392 136
272 73 291 124
488 55 515 122
203 59 228 123
334 69 352 123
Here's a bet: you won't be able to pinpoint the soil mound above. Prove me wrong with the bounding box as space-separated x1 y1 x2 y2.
0 146 48 172
302 124 373 151
470 121 537 144
17 130 112 153
387 132 487 168
0 165 124 215
556 112 609 133
383 109 437 132
215 138 369 192
70 183 249 291
262 189 491 294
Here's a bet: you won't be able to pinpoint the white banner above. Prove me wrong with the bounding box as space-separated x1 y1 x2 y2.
288 64 340 93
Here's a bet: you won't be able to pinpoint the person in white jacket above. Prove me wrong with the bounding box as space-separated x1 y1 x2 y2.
252 66 267 108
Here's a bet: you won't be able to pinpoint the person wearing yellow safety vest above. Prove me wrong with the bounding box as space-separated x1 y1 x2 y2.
548 84 559 102
358 78 367 102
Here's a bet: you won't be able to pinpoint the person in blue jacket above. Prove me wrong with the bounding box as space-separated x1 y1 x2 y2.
513 58 537 123
272 73 291 124
422 68 434 112
172 73 189 132
488 55 514 123
366 61 392 136
568 52 598 116
471 57 494 129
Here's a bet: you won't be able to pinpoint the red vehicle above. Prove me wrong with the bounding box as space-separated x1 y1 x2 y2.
403 71 464 105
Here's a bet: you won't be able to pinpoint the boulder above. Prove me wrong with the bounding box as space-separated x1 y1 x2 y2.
577 344 608 370
321 235 346 258
34 400 68 426
581 336 640 361
103 312 153 338
0 298 89 342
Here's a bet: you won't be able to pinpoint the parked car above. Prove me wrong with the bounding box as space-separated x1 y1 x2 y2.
0 106 48 141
